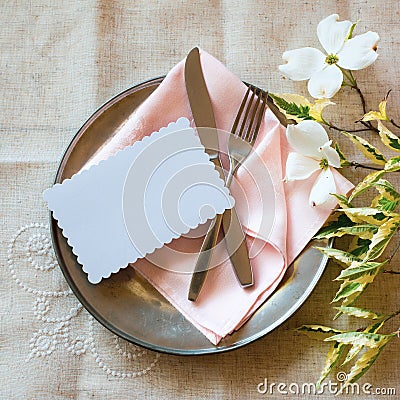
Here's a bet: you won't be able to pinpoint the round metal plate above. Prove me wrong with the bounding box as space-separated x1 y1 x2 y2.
50 77 329 355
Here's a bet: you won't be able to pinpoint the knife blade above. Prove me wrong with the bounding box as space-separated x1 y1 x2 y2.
184 47 253 301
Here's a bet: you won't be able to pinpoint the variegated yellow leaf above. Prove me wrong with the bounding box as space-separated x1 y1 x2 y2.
334 306 386 320
332 260 384 304
314 247 361 267
373 179 400 199
332 281 363 302
342 320 386 366
362 111 387 122
371 179 400 211
338 337 394 394
366 217 400 259
342 344 362 367
349 237 371 257
339 207 398 225
309 98 335 123
384 156 400 172
335 261 387 281
332 194 352 208
342 131 387 165
314 214 354 239
317 342 346 388
348 170 385 202
337 225 378 240
334 143 351 166
378 121 400 152
336 290 363 310
379 97 389 119
333 195 367 224
324 332 393 348
296 325 343 340
362 94 390 122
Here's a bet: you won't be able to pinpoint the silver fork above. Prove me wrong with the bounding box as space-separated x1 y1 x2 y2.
225 85 268 186
188 85 267 301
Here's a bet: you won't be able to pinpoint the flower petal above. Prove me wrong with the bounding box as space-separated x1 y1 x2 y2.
287 120 329 158
285 152 320 181
279 47 326 81
317 14 353 54
308 65 343 99
309 168 337 207
337 31 379 70
320 142 341 168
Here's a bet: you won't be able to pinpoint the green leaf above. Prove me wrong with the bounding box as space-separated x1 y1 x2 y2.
378 121 400 152
335 142 351 166
314 214 354 239
348 170 385 202
334 306 386 320
317 342 347 388
342 131 387 165
315 247 362 267
384 156 400 172
366 218 400 260
338 337 394 393
376 197 400 212
269 93 313 121
296 325 343 340
325 331 394 348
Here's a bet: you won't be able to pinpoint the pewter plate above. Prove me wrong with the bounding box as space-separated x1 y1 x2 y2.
50 77 329 355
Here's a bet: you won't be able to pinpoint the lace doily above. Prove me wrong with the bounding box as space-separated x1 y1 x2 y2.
7 223 160 378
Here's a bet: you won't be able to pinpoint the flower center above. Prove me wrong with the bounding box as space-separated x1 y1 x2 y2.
325 54 339 65
320 158 329 170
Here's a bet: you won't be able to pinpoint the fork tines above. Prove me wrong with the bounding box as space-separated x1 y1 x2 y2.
231 85 268 144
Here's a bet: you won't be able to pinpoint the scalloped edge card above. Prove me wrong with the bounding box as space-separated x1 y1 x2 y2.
44 118 234 283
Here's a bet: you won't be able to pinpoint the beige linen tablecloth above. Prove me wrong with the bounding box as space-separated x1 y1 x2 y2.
1 1 399 399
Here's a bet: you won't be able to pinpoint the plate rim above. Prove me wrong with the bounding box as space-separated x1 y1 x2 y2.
50 76 330 355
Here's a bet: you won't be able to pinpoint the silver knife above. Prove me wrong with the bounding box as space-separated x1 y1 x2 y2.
184 47 253 301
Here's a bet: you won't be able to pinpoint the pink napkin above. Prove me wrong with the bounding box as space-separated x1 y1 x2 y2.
84 49 353 345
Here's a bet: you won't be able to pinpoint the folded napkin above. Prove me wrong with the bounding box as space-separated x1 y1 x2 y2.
84 49 353 344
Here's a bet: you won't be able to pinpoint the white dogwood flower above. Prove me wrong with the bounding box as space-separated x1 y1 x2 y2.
279 14 379 99
285 120 341 207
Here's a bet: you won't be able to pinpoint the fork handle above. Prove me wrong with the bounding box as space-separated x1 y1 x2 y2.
188 213 223 301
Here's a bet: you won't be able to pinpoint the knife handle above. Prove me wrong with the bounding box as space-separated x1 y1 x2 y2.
222 207 253 287
188 213 223 301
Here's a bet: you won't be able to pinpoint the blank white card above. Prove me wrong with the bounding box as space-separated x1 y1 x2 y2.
44 118 234 283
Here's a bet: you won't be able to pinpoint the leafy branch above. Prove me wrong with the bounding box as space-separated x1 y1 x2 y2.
296 310 399 393
275 13 399 388
272 75 400 388
297 117 400 389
